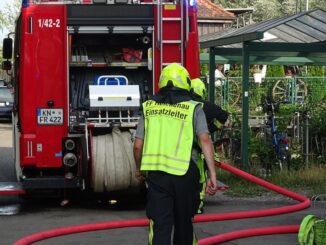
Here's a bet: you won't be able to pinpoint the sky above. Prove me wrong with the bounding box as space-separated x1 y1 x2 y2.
0 0 12 10
0 0 11 11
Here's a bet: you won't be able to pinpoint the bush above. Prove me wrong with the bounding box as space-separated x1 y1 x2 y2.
266 65 285 77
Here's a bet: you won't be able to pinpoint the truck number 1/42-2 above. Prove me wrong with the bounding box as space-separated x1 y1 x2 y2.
38 19 61 28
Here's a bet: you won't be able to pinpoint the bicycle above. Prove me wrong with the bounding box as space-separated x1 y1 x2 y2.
213 113 241 167
261 97 291 172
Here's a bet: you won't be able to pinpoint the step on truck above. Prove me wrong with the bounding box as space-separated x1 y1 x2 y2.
1 0 200 195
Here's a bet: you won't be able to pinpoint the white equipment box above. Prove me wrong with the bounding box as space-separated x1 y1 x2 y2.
89 85 140 110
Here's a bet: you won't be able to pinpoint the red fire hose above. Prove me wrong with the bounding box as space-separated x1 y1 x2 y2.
13 162 310 245
195 162 309 245
199 225 300 245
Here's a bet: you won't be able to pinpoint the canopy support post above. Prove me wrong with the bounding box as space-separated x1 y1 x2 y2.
241 42 250 170
209 47 216 103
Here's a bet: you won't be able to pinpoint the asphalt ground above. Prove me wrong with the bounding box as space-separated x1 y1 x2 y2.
0 120 325 245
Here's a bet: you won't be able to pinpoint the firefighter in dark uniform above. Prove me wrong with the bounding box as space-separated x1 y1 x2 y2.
191 78 229 134
190 78 229 214
133 63 217 245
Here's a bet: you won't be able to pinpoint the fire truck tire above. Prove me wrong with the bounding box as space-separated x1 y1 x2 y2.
92 127 139 192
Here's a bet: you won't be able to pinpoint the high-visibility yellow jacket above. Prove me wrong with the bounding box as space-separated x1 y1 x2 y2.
141 100 199 176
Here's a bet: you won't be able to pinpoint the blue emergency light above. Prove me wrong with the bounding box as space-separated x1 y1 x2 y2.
189 0 196 7
22 0 29 8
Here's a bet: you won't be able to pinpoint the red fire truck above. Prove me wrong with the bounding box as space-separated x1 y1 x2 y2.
1 0 200 195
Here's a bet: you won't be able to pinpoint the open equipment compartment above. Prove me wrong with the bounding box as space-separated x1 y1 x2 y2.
68 29 154 132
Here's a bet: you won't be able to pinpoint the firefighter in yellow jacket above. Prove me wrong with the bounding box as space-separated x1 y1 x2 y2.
133 63 217 245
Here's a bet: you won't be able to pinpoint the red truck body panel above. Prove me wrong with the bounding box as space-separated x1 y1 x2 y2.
19 5 68 168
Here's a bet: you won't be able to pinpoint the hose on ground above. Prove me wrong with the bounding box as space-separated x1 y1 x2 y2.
199 225 300 245
13 161 311 245
195 162 310 223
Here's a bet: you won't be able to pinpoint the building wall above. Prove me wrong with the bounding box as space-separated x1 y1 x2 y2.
198 21 234 36
198 22 224 36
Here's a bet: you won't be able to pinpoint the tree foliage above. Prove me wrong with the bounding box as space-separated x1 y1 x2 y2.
266 65 285 77
214 0 326 22
0 0 20 34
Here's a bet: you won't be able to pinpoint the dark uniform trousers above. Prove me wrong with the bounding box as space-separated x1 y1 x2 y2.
146 161 200 245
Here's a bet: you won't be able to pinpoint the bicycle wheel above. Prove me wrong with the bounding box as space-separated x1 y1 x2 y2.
229 128 242 167
231 137 242 167
218 128 232 160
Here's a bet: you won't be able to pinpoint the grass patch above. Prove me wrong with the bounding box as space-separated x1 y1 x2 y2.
217 165 326 198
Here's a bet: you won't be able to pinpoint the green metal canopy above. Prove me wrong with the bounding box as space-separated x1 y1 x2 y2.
198 8 326 169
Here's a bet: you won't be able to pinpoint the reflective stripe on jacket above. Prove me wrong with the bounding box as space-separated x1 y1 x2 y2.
141 100 198 175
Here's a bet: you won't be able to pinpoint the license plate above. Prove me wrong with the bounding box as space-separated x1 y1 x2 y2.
37 108 63 125
0 102 5 107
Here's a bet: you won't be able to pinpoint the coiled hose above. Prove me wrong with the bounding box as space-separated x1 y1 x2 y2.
92 127 139 192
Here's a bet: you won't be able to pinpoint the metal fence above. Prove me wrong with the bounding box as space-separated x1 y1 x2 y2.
212 76 326 109
211 76 326 168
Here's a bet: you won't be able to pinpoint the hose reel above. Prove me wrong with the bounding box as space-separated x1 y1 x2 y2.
92 127 139 192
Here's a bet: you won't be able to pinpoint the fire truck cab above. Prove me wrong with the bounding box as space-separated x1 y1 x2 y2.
1 0 200 195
